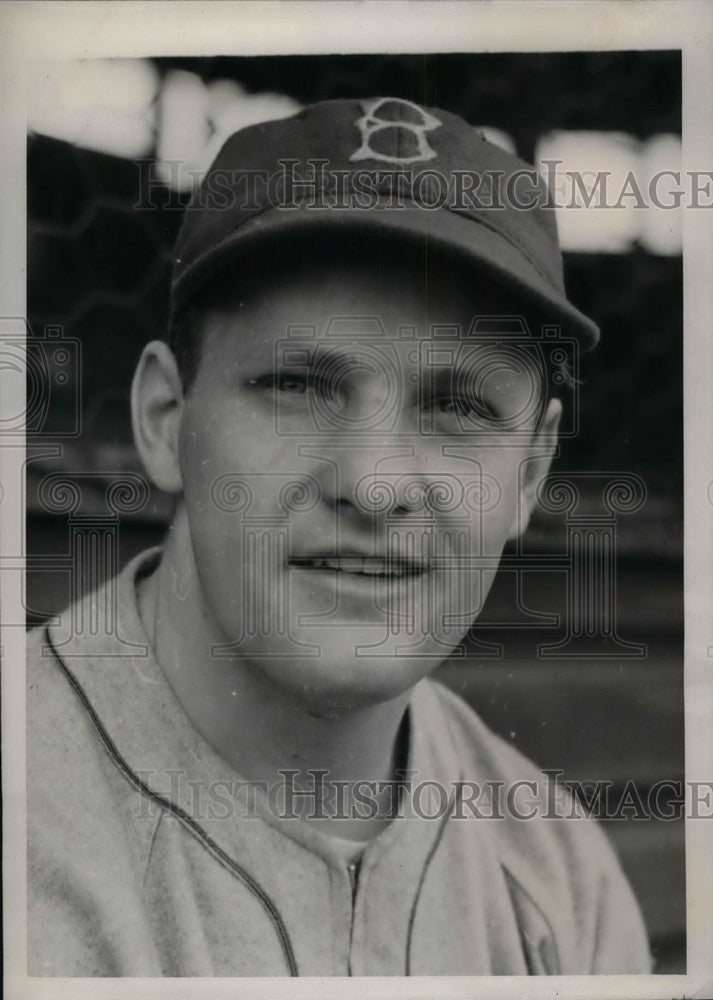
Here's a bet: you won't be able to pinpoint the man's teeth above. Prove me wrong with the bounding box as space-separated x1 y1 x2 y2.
298 557 420 576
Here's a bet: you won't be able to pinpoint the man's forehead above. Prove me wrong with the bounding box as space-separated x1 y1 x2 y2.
304 317 539 341
201 298 545 379
281 336 544 372
206 317 541 360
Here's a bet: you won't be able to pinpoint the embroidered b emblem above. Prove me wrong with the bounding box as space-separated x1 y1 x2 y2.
350 97 441 164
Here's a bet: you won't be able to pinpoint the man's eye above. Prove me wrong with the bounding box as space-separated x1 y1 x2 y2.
438 396 471 416
433 396 495 421
276 373 309 394
251 373 310 394
251 372 342 404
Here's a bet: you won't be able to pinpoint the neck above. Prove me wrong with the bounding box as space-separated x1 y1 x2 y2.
137 509 410 828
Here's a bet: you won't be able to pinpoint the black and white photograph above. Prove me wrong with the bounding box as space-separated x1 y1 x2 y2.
2 3 712 997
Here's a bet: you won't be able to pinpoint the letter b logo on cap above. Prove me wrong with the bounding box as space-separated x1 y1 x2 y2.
350 97 441 164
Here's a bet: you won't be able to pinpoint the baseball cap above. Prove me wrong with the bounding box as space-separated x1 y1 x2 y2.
172 97 599 348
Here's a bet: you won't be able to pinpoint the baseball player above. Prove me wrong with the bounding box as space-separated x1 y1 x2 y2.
27 97 651 976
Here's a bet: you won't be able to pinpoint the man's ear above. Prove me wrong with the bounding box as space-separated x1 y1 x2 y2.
131 340 184 494
508 397 562 541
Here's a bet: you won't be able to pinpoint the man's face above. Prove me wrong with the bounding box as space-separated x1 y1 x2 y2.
175 250 560 712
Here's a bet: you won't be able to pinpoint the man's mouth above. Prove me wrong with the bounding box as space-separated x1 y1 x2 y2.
289 556 426 578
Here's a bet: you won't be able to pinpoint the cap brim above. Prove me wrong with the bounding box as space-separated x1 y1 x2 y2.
173 202 600 349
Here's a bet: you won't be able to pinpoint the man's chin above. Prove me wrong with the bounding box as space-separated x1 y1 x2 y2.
282 678 418 717
237 646 454 714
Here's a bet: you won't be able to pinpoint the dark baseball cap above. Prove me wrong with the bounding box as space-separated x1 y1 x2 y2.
172 96 599 348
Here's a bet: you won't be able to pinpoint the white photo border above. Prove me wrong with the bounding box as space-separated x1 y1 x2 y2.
2 2 711 998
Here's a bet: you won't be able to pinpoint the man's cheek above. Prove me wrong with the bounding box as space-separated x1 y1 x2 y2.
476 467 521 554
180 428 238 495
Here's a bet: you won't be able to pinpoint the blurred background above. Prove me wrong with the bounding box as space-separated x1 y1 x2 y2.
24 52 683 971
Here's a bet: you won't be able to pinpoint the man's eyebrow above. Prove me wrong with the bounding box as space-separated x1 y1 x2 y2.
423 348 529 378
274 343 531 381
276 344 381 371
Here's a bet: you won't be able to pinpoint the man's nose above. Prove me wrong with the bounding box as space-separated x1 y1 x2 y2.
336 368 403 433
302 370 434 518
310 436 429 520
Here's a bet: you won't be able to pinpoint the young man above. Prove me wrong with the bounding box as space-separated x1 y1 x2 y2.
27 97 651 976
